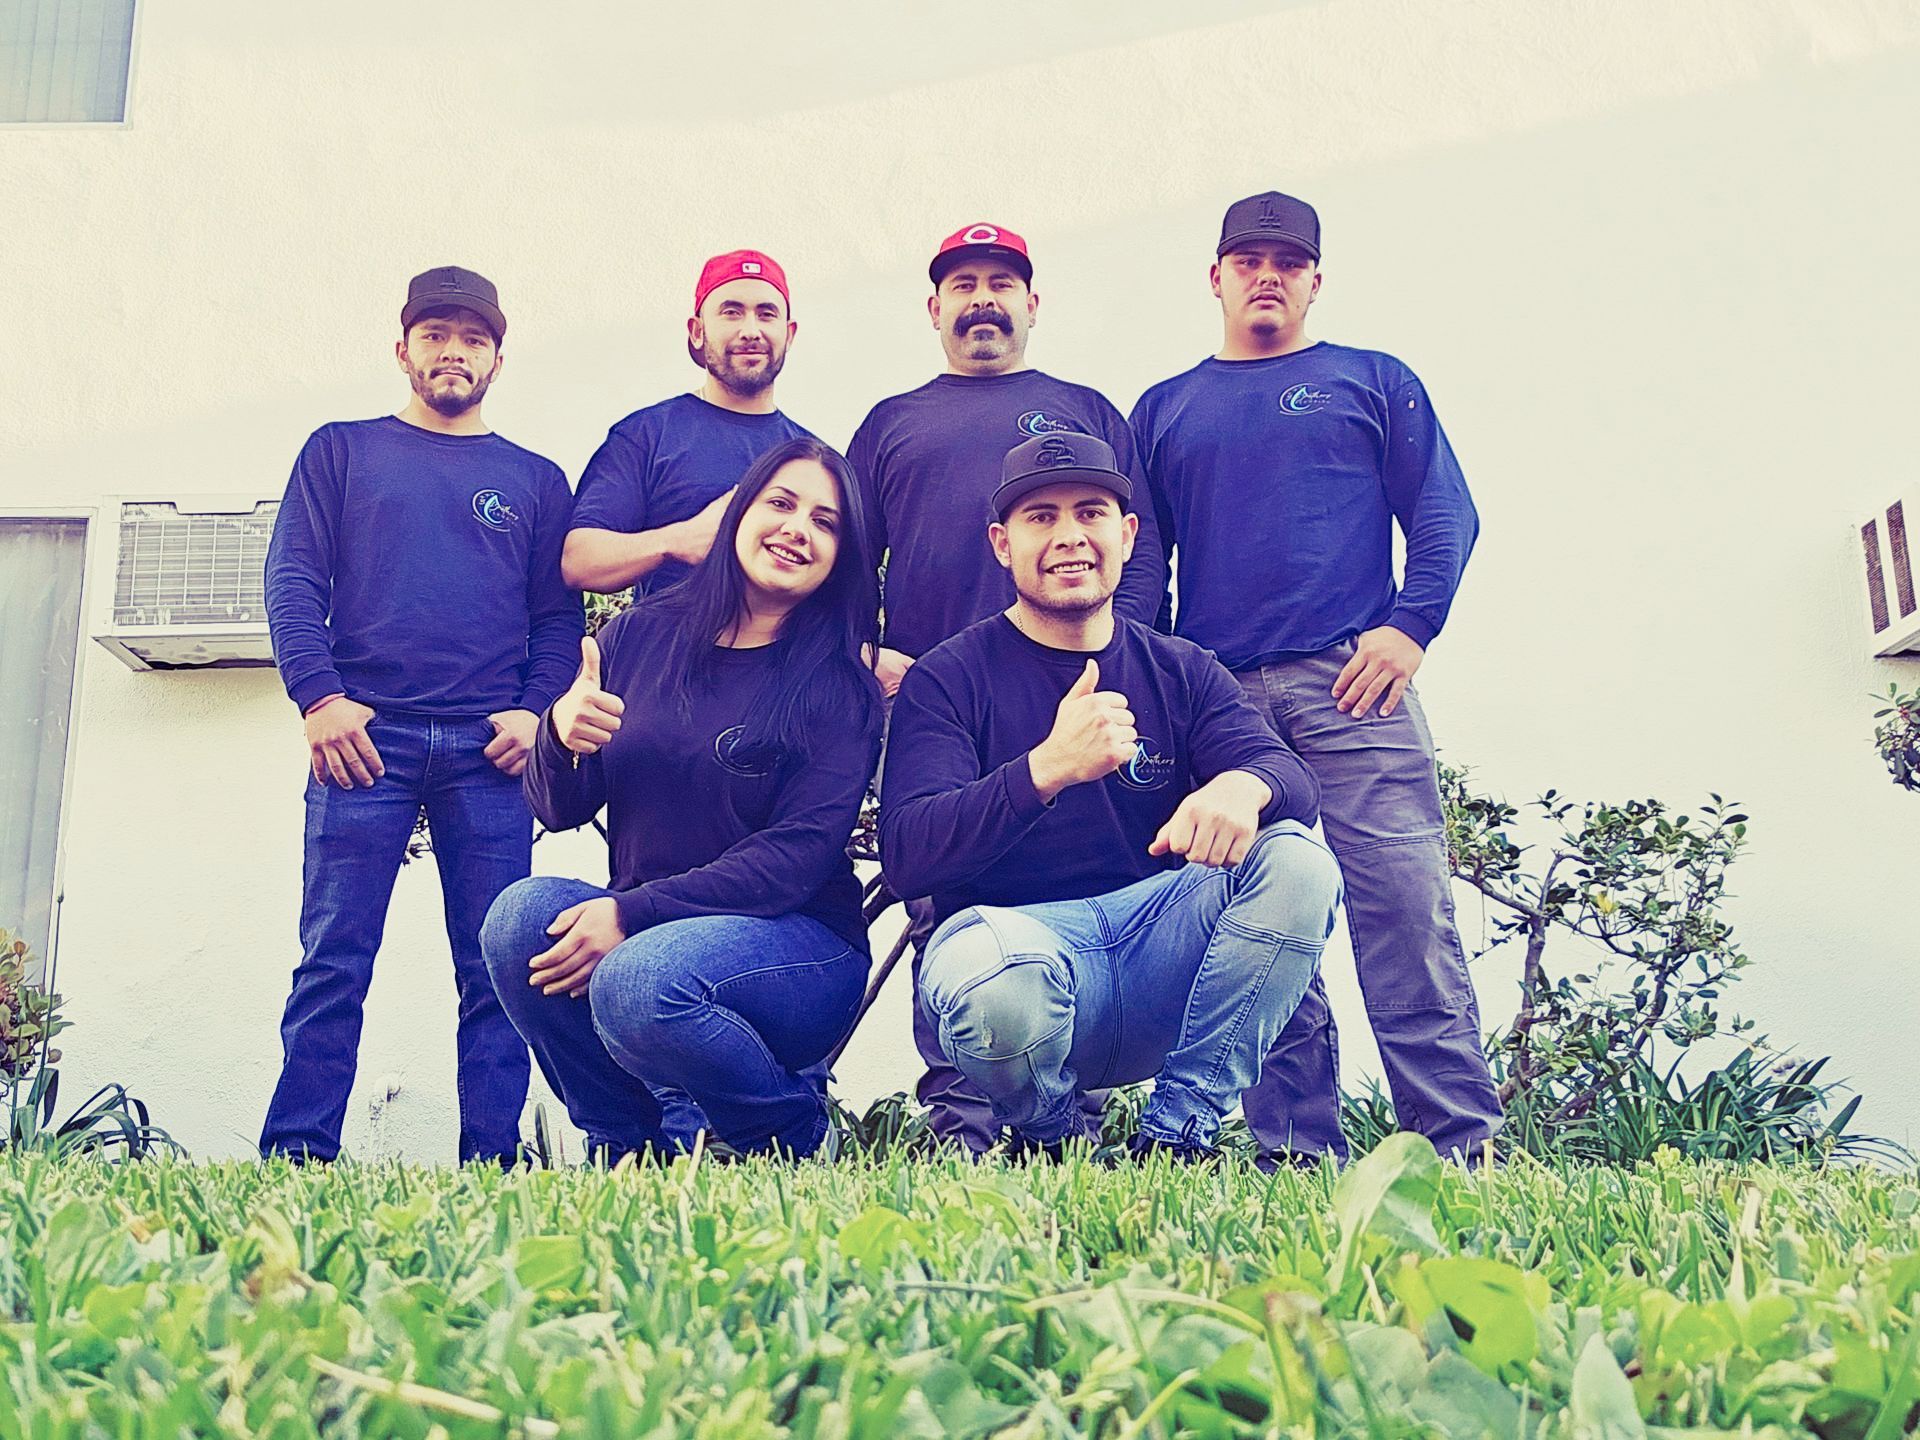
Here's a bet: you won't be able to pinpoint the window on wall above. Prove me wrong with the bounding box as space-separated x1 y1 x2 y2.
0 517 88 971
1 0 136 124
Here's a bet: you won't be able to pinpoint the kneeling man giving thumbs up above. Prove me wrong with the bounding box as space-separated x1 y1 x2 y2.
879 434 1343 1160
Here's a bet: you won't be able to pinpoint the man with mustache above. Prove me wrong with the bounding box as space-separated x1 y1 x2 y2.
849 223 1169 1153
563 250 811 596
261 267 582 1164
880 434 1339 1160
1130 191 1502 1167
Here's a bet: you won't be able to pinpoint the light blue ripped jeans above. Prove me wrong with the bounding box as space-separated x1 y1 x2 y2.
917 821 1343 1147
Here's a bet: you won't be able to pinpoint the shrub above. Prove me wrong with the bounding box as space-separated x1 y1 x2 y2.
1871 681 1920 792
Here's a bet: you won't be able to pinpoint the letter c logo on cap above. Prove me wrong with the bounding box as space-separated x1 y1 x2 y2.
962 224 1000 244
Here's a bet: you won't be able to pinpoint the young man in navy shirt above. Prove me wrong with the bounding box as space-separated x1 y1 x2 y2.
563 251 812 596
881 434 1340 1157
851 223 1170 1152
1130 191 1503 1166
261 267 582 1164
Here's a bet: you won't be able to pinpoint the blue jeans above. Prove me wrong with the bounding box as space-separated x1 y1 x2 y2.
482 876 865 1157
260 713 533 1164
918 822 1342 1147
1235 648 1505 1164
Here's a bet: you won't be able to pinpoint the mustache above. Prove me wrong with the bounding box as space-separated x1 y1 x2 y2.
952 305 1014 337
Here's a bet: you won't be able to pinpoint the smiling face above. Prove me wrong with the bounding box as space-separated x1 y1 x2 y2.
690 277 794 397
1211 241 1321 353
733 457 842 617
990 480 1138 619
395 308 501 415
928 259 1037 374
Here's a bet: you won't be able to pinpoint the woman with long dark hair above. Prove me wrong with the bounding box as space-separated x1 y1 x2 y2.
481 436 882 1159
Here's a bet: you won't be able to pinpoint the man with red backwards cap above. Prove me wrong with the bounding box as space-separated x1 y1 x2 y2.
850 223 1169 1154
563 250 812 596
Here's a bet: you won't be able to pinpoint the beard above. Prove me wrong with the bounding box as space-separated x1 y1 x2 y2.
952 304 1018 362
705 340 786 398
1014 564 1117 619
408 362 493 416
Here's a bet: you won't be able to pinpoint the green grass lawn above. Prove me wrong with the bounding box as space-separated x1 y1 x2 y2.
1 1137 1916 1437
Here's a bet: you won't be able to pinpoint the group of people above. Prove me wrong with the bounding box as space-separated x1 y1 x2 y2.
257 189 1503 1169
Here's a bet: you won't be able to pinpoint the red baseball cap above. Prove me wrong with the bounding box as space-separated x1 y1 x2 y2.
929 222 1032 286
693 250 791 315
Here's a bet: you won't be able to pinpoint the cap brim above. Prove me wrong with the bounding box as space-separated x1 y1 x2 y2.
930 245 1034 286
1216 228 1320 261
402 297 507 342
991 467 1132 518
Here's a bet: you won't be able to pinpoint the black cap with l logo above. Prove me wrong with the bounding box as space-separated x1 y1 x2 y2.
1217 191 1320 261
401 266 507 342
991 432 1133 519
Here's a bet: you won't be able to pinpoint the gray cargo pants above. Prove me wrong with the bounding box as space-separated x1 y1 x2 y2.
1234 640 1503 1163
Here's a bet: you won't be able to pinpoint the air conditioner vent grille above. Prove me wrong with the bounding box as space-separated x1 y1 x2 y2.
111 501 279 627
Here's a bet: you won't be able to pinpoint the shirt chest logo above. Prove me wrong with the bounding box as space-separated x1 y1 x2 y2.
1113 737 1176 792
471 490 520 531
1016 410 1082 438
1277 383 1334 416
713 724 773 777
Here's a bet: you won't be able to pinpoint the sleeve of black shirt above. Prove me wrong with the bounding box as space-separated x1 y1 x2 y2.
523 611 609 832
845 407 890 622
569 426 649 534
613 716 880 937
878 661 1052 900
1381 373 1479 649
264 425 350 714
1124 391 1178 631
518 462 586 715
1098 399 1170 631
1186 650 1320 828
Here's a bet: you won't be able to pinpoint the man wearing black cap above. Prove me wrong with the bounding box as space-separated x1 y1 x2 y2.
1130 192 1502 1166
879 434 1339 1158
850 223 1171 1153
260 267 582 1164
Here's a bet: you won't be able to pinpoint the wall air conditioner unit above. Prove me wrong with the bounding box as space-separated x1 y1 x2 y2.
92 496 281 670
1860 496 1920 658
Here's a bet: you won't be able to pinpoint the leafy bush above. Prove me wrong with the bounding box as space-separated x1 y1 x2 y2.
1872 681 1920 792
1441 767 1891 1164
1 925 176 1159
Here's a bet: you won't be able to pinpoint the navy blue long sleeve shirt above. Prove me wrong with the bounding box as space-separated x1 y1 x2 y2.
265 416 582 717
523 606 879 949
1129 343 1478 670
848 371 1169 658
879 614 1317 923
569 394 813 596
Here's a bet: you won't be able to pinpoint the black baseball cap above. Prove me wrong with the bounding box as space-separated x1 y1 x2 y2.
402 266 507 343
1216 191 1321 261
992 433 1133 519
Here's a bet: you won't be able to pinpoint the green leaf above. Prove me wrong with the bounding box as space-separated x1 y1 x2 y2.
1329 1132 1443 1286
1570 1334 1647 1439
1397 1256 1545 1375
512 1234 586 1294
1409 1350 1525 1437
835 1206 926 1271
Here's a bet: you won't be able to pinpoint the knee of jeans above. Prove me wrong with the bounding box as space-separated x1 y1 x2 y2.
480 877 560 982
1237 824 1344 941
921 911 1069 1063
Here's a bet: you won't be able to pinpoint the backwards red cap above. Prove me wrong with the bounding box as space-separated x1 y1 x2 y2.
693 250 790 315
929 222 1032 286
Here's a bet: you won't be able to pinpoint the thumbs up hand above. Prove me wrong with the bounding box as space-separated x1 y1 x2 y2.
551 634 626 755
1026 658 1138 803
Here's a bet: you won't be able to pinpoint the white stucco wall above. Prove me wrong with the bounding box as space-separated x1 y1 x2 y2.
3 0 1916 1162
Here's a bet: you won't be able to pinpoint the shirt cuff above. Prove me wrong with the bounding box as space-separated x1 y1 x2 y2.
1003 754 1051 822
1384 609 1439 650
288 671 348 715
614 885 656 937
